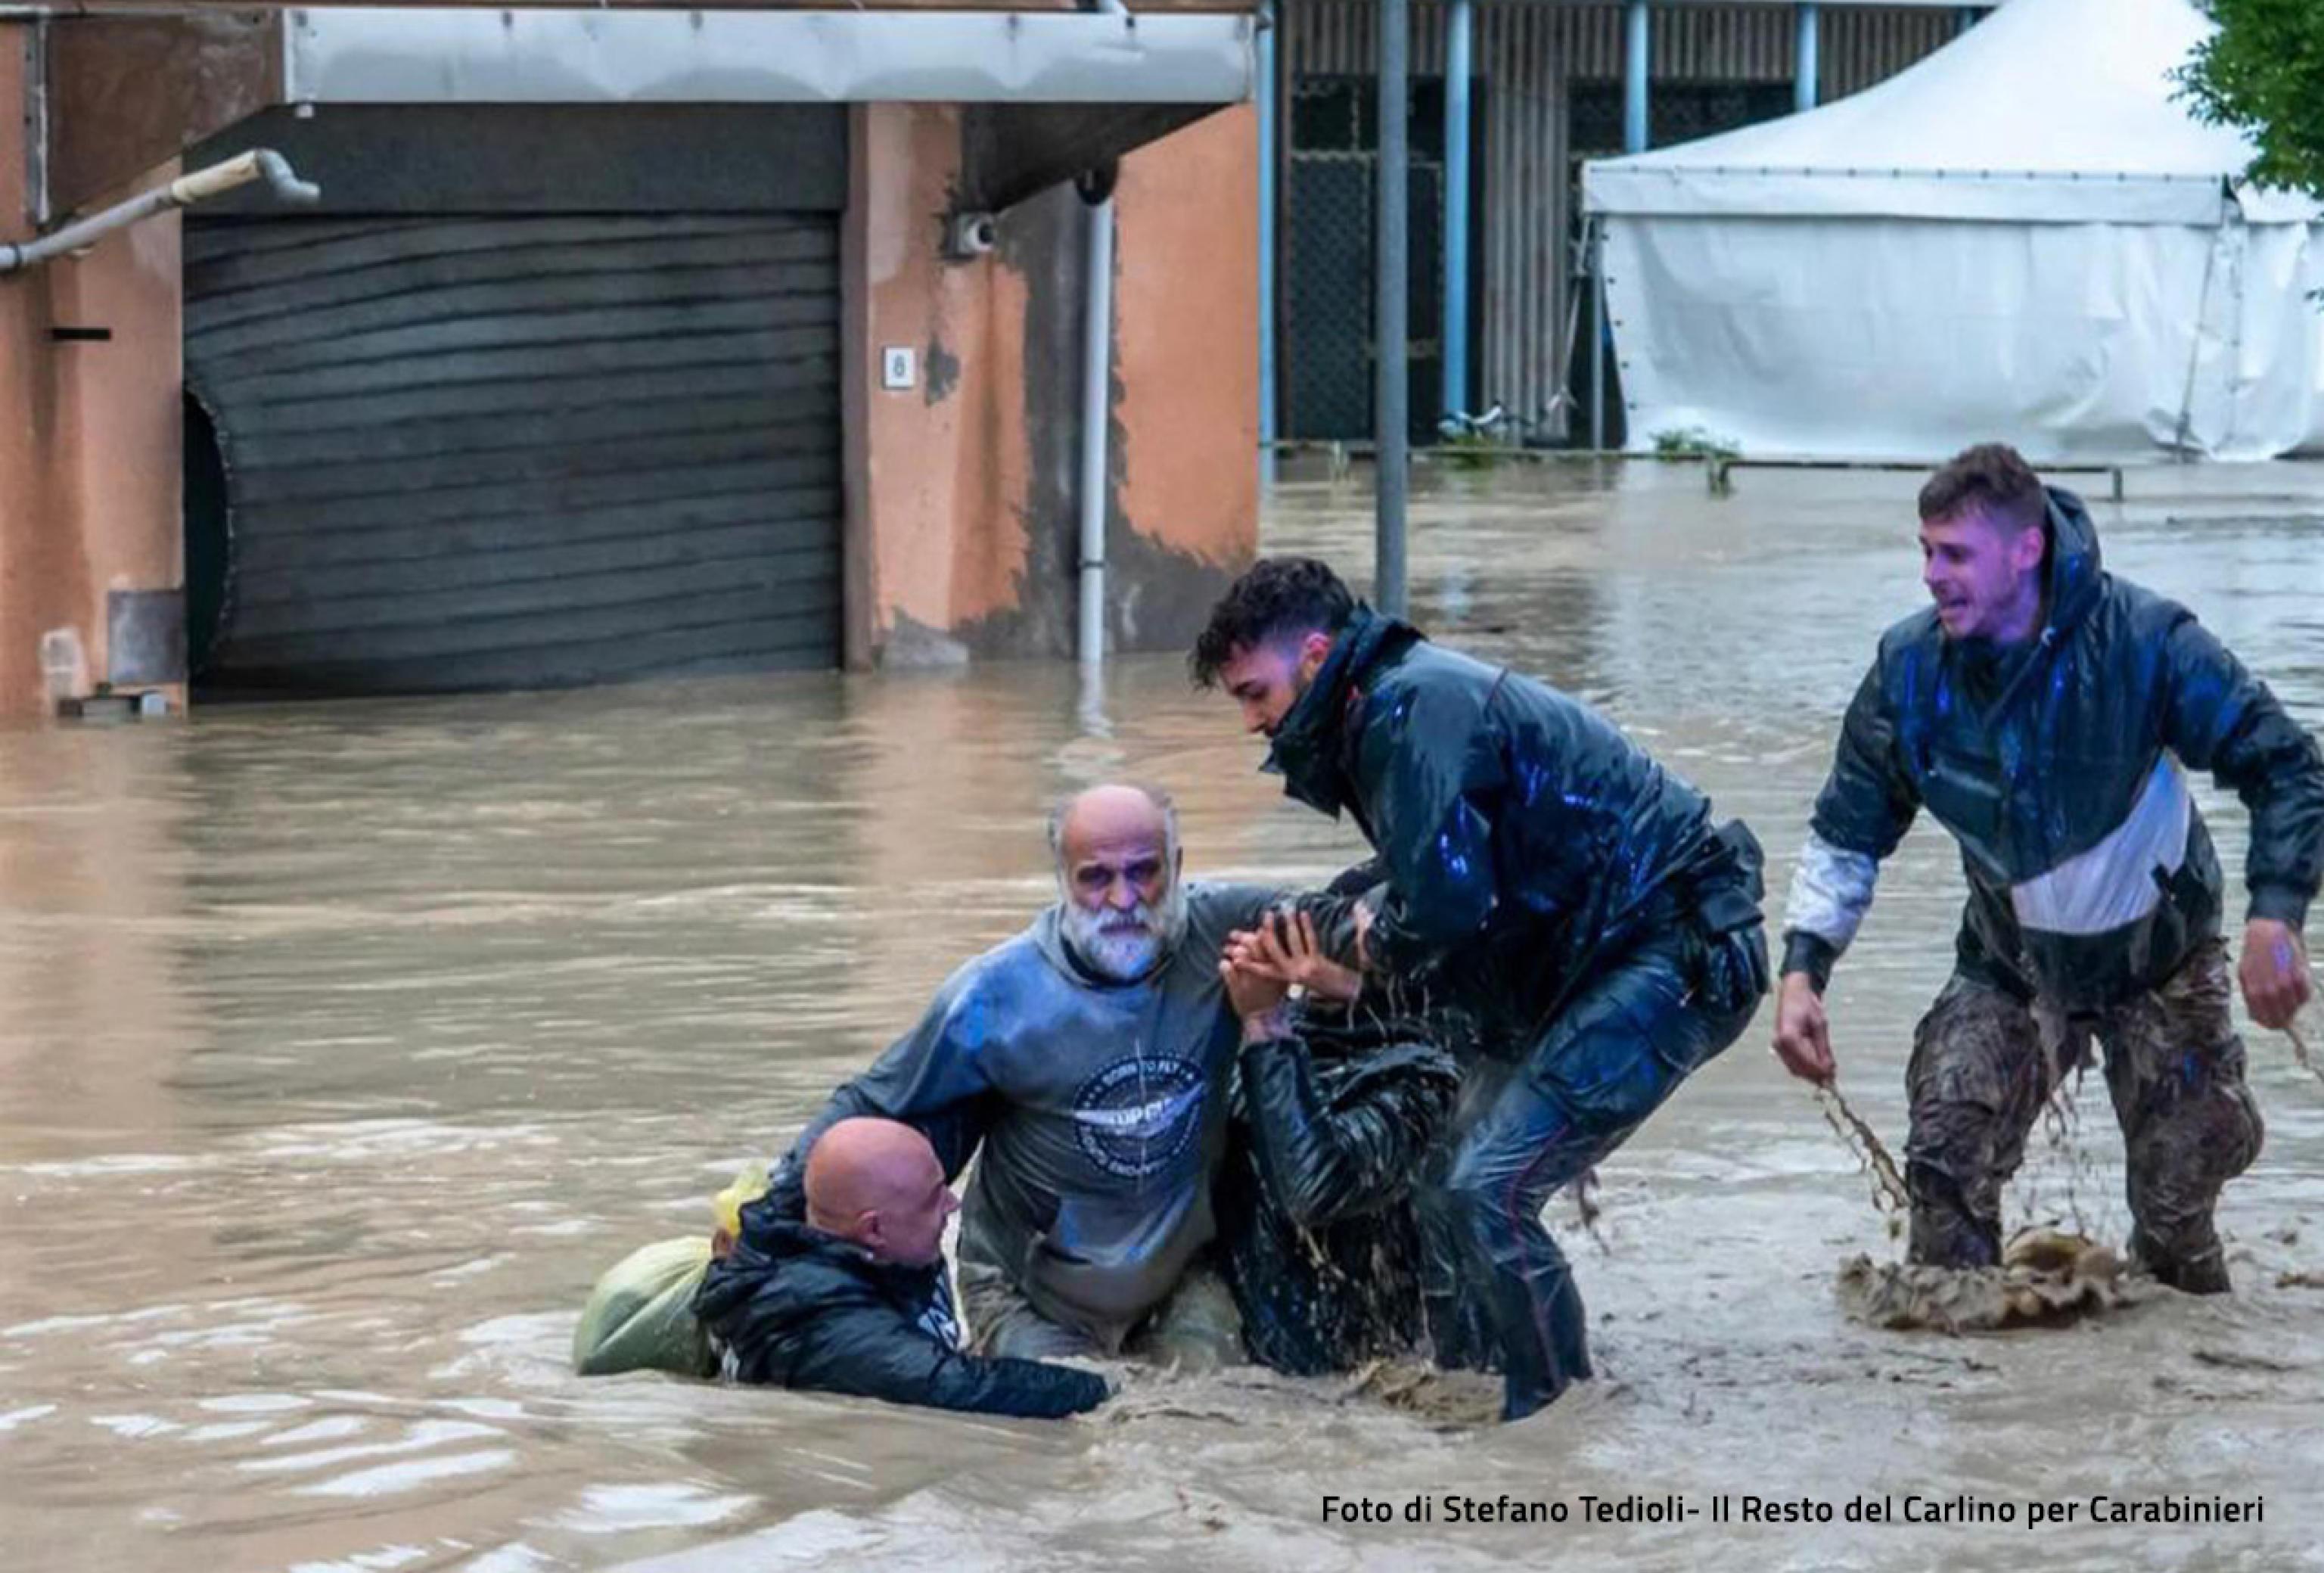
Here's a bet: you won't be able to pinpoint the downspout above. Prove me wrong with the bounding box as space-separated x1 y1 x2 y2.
1079 0 1126 670
1078 185 1117 667
0 148 319 274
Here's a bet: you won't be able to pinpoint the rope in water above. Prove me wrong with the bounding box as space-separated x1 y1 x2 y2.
2288 1021 2324 1092
1814 1080 1912 1222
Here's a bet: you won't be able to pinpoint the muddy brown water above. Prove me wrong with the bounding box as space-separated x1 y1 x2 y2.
5 462 2324 1571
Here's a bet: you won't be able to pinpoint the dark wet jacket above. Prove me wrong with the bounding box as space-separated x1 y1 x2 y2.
752 884 1275 1350
1218 1001 1461 1376
1263 608 1763 1046
1791 487 2324 1011
694 1220 1107 1418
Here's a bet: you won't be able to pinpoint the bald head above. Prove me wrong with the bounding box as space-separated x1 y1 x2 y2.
1049 783 1176 869
803 1118 956 1266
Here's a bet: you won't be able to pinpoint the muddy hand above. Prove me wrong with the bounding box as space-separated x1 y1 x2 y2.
1218 956 1288 1021
1222 928 1290 983
1251 909 1362 1006
2239 917 2312 1031
1771 971 1837 1085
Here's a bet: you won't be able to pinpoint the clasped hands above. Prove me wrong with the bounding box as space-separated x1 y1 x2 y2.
1216 907 1366 1030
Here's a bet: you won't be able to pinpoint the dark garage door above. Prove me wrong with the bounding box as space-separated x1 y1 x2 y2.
183 210 840 695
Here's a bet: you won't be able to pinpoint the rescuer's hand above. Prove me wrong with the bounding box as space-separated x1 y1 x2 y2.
2239 916 2313 1031
1771 971 1838 1085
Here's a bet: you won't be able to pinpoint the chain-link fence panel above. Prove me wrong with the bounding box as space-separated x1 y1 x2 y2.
1282 74 1446 443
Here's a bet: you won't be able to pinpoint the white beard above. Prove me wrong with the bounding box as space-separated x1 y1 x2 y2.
1060 881 1189 982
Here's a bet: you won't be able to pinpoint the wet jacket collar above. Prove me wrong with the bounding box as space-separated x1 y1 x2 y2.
1262 605 1422 816
2040 486 2103 642
701 1214 946 1321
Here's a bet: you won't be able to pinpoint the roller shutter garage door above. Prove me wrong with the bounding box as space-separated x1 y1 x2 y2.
183 212 840 695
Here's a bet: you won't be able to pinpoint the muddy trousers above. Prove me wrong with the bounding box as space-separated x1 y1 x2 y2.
956 1256 1244 1370
1905 940 2263 1292
1416 925 1760 1421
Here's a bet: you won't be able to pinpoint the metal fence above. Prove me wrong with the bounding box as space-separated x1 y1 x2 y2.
1275 2 1968 445
1283 74 1451 443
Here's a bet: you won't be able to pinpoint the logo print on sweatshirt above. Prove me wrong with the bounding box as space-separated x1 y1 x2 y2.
1070 1057 1206 1180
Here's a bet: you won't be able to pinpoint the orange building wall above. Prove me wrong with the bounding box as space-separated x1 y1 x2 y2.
0 24 186 722
2 33 1254 705
856 103 1037 664
1112 104 1260 648
850 102 1259 667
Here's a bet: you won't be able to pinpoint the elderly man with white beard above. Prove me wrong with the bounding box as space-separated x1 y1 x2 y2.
721 784 1278 1365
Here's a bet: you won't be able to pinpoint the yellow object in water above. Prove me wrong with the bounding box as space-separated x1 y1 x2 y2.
713 1164 771 1243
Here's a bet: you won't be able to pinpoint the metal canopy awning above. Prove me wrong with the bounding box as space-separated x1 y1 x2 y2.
281 8 1258 106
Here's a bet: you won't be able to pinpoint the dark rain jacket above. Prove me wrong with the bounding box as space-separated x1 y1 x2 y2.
694 1220 1108 1418
1217 1007 1461 1376
1263 607 1766 1046
1788 487 2324 1011
750 883 1275 1351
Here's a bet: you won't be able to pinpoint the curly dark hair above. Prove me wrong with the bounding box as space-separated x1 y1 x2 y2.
1919 443 2046 536
1188 557 1356 689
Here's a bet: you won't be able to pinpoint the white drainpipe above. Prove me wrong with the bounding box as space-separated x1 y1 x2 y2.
1077 195 1115 667
0 149 318 275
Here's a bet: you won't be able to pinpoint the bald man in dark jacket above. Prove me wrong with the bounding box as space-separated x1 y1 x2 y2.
696 1118 1108 1419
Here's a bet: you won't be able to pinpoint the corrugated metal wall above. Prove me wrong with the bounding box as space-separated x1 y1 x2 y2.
184 213 842 694
1281 2 1968 439
1822 5 1960 99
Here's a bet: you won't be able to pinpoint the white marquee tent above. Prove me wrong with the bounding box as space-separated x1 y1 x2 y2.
1581 0 2324 462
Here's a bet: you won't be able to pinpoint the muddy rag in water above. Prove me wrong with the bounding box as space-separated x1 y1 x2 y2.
1837 1230 2140 1332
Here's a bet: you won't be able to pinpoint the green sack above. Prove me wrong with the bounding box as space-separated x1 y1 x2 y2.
573 1235 716 1378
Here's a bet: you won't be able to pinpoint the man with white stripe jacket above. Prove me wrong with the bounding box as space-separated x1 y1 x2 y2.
1772 443 2324 1292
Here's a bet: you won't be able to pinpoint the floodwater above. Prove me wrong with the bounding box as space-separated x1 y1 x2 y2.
5 460 2324 1573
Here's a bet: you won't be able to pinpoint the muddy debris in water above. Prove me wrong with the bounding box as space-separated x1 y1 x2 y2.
2189 1346 2304 1374
1094 1357 1504 1432
1174 1486 1232 1531
1343 1358 1505 1430
1814 1082 1911 1237
1571 1165 1610 1254
2278 1269 2324 1290
1837 1228 2139 1332
2285 1022 2324 1093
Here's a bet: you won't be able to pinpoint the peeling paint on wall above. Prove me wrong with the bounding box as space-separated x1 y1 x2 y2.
855 103 1258 668
923 335 961 404
0 35 185 720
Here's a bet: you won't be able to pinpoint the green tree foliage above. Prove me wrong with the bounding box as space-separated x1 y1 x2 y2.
2178 0 2324 197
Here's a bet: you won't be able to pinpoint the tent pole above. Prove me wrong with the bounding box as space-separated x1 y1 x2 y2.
2171 198 2230 462
1589 216 1607 452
